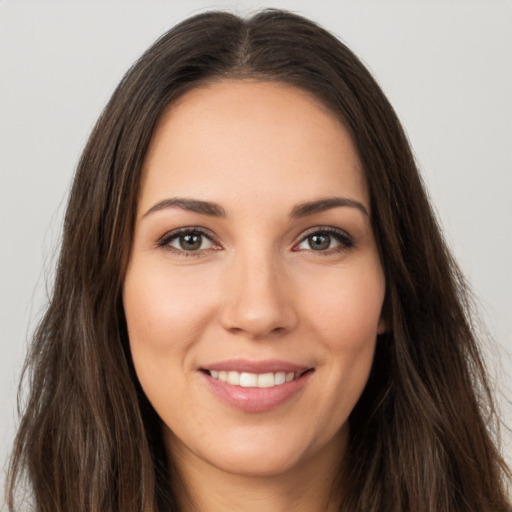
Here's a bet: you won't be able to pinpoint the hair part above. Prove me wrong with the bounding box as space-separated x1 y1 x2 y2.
7 9 511 512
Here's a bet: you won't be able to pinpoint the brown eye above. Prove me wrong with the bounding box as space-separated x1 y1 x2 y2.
307 234 331 251
295 228 354 253
167 231 214 252
181 234 202 250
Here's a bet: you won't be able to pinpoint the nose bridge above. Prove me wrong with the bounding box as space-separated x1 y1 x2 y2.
220 243 297 338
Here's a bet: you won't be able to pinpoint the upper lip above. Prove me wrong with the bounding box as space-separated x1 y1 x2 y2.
201 359 312 374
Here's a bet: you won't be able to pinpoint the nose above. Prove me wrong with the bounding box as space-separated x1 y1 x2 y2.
219 249 298 340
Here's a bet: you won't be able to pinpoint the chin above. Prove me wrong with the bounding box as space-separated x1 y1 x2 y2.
206 445 305 478
192 424 345 479
167 424 313 478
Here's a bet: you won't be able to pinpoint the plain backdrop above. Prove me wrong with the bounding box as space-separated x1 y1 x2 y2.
1 0 511 502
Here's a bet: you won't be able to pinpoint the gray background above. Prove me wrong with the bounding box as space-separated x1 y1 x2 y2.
1 0 511 503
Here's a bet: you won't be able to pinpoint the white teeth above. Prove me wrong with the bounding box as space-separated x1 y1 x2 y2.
210 370 299 388
227 371 240 385
240 372 258 387
274 372 286 385
257 373 274 388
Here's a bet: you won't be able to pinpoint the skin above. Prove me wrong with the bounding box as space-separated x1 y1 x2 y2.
123 79 386 511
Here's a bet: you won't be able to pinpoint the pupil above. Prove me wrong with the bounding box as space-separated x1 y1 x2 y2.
309 234 330 251
180 233 202 251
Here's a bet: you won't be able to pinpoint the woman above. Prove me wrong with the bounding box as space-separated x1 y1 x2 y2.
6 9 511 512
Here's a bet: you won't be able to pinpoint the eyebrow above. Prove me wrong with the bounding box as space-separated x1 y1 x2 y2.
143 198 226 218
290 197 369 218
143 195 368 219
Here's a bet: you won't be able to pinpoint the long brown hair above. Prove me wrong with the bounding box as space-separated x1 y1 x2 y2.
6 9 511 512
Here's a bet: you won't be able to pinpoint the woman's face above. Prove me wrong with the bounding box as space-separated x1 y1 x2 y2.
123 80 386 479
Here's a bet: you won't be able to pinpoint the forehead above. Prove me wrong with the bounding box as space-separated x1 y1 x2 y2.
139 79 368 215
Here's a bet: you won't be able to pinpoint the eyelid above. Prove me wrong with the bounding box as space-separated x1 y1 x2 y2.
157 226 222 255
156 225 354 256
293 226 355 252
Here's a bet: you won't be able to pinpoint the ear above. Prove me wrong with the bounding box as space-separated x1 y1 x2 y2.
377 316 388 335
377 291 390 335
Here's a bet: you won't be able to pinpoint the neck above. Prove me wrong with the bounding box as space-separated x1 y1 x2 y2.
167 427 348 512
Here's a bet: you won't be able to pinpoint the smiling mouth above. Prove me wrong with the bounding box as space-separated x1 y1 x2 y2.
201 365 314 412
203 369 313 388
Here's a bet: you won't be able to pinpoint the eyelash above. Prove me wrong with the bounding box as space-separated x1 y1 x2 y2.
157 225 355 257
157 227 220 258
294 226 355 254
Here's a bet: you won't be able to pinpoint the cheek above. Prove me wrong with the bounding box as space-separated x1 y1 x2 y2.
300 262 385 345
122 262 216 418
300 263 384 398
122 261 217 354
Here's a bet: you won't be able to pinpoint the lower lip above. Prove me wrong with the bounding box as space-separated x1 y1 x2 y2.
202 371 312 413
